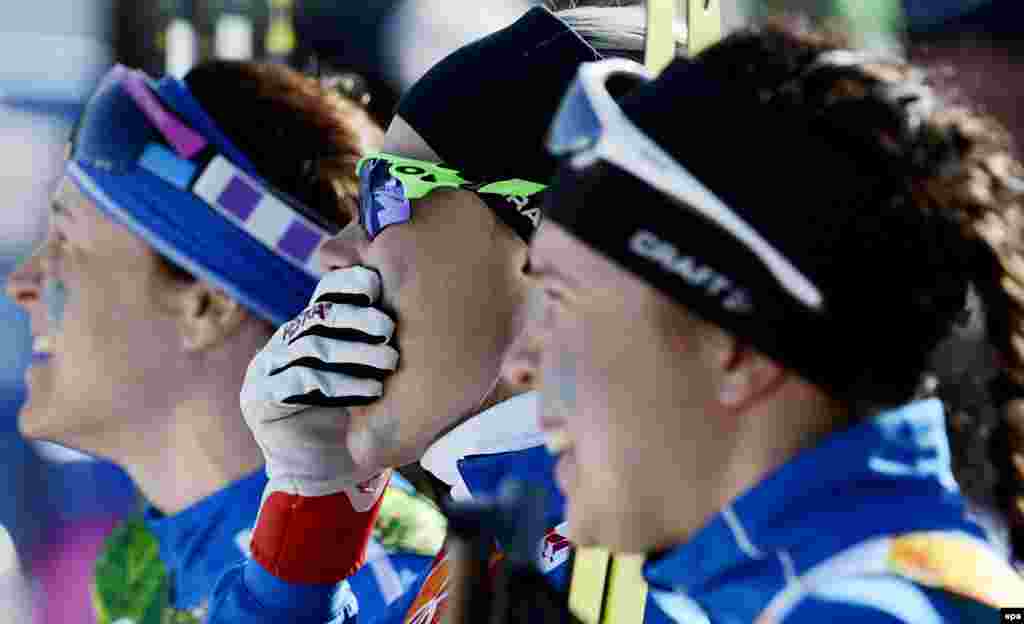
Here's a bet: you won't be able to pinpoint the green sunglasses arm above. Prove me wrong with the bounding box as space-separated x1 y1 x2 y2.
476 179 547 198
358 152 471 199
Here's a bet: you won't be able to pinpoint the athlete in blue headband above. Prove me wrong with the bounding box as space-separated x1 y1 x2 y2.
5 60 441 623
510 22 1024 623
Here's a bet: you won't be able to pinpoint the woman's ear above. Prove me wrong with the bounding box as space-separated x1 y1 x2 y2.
703 327 787 411
502 289 545 393
175 282 249 352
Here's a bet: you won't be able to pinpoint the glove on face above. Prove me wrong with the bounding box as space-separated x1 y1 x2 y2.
242 266 399 583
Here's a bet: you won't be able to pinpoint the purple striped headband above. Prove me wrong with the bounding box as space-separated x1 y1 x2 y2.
66 64 331 324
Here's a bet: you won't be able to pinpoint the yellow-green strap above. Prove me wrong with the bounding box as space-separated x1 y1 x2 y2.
569 546 611 623
644 0 677 74
688 0 723 56
569 548 650 624
601 553 649 624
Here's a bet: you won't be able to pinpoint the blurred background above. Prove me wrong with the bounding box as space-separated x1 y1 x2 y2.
0 1 1018 621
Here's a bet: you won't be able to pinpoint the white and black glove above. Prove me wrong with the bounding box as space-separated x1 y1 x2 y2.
241 266 398 584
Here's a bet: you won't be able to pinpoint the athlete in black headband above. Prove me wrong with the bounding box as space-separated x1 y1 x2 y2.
207 6 688 624
509 22 1024 623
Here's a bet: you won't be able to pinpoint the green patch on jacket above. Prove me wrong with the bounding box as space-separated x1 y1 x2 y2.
91 514 202 624
374 485 447 557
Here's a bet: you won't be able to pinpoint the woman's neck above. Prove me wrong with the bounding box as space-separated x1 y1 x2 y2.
117 391 264 516
660 380 847 552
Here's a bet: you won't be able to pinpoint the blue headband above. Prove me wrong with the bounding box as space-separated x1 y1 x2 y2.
67 69 329 326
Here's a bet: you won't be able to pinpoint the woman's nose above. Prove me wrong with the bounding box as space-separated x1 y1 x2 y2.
502 320 544 392
318 221 370 273
5 247 45 310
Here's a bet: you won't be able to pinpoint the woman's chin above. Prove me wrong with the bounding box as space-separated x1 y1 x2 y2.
19 367 91 448
17 400 59 443
19 368 55 439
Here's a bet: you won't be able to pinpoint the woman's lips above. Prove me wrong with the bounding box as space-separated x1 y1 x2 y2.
554 447 577 494
544 427 573 455
545 427 576 493
31 335 53 364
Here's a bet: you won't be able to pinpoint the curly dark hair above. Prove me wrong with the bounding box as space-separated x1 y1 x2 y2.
694 22 1024 560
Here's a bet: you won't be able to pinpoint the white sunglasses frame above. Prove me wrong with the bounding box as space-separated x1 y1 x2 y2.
547 58 824 311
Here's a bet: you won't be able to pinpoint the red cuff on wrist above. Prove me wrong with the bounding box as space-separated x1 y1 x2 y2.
250 490 384 585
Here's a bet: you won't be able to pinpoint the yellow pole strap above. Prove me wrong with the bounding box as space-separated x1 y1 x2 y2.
688 0 723 56
568 547 611 624
568 549 650 624
601 554 649 624
644 0 677 74
645 0 725 70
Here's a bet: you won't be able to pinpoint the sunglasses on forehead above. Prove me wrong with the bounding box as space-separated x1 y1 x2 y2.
356 152 547 243
547 58 823 310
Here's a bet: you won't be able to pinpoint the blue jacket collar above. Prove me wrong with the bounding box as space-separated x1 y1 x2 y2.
421 391 543 501
419 390 568 539
144 468 267 608
644 400 976 597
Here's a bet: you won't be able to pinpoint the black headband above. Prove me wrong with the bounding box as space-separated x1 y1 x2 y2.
396 7 602 185
545 160 853 397
545 58 962 399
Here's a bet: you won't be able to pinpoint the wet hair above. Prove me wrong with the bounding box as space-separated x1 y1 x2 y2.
693 22 1024 559
155 61 383 285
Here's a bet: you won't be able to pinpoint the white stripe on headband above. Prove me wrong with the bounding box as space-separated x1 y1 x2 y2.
67 160 285 325
193 155 329 278
812 49 902 70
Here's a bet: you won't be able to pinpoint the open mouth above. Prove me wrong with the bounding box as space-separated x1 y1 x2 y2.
544 427 573 456
546 428 577 494
31 278 66 365
545 427 577 492
31 335 53 364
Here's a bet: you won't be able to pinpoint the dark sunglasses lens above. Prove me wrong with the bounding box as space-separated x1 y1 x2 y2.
359 158 412 240
358 159 381 238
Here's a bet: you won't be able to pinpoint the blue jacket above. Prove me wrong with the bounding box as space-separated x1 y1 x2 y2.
209 397 1020 623
642 399 1021 623
208 393 676 623
93 469 270 623
93 469 432 624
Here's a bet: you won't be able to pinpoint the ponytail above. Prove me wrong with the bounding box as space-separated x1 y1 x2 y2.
925 109 1024 561
695 22 1024 562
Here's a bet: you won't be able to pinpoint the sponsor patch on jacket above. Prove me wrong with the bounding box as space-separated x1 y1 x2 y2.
539 523 573 573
